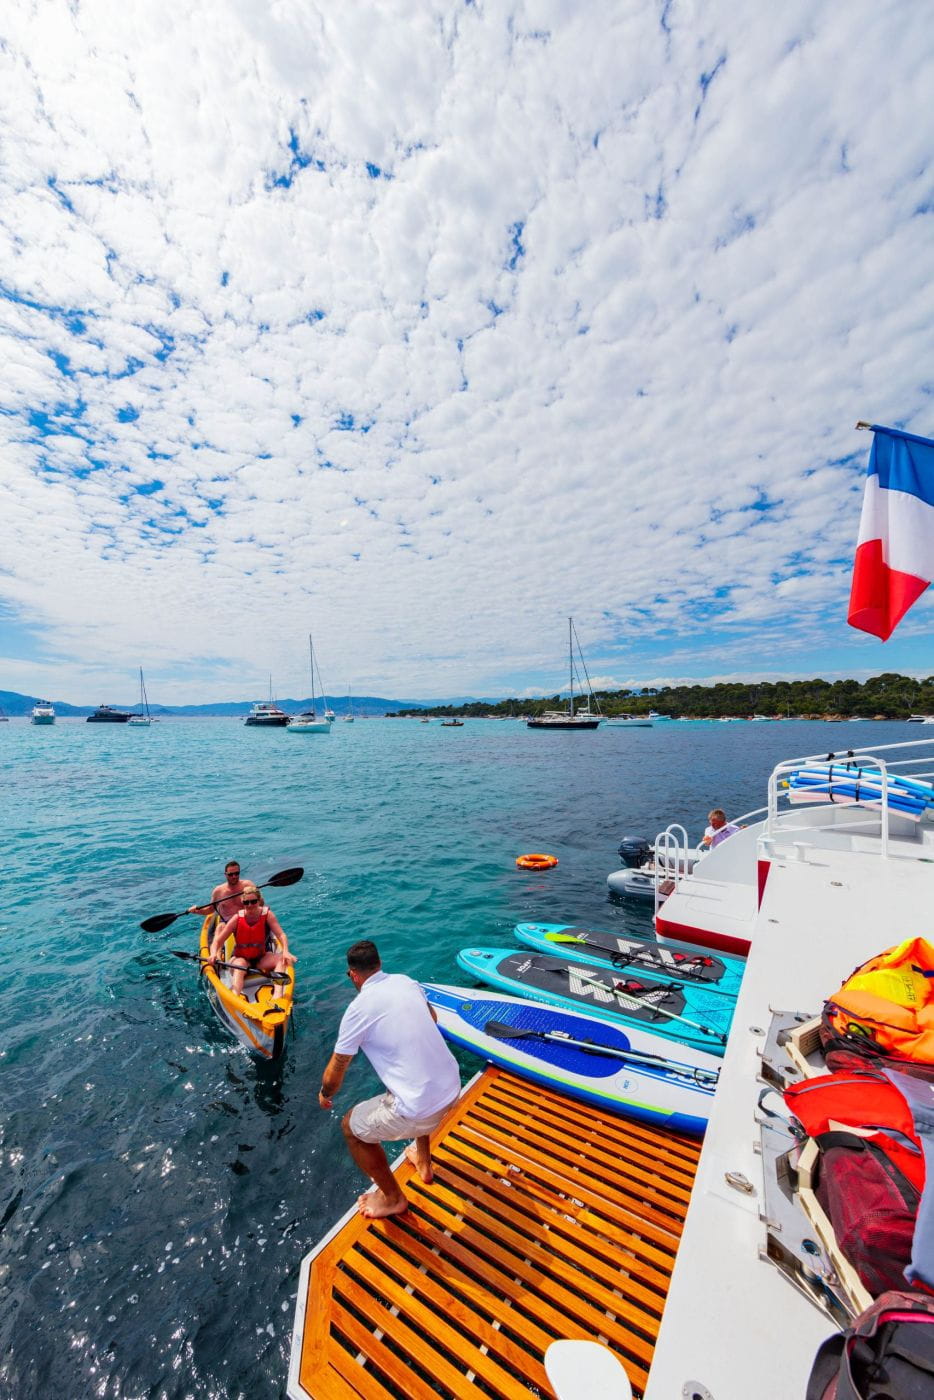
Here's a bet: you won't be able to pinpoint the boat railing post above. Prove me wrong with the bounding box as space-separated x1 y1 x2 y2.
654 823 689 911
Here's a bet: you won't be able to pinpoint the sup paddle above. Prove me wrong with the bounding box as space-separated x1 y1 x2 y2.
140 866 304 933
484 1021 719 1085
545 932 724 983
169 949 291 983
538 961 728 1044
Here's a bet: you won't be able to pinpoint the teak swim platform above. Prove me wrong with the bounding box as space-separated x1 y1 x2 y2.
288 1064 701 1399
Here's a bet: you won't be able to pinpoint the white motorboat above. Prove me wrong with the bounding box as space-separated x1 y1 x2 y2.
288 636 331 734
31 700 56 724
527 618 602 730
126 667 152 727
604 717 653 728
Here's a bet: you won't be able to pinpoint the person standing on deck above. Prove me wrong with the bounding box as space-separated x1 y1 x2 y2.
702 810 741 849
188 860 250 922
318 940 461 1219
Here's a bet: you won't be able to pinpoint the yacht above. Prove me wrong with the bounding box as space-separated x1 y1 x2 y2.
126 667 152 727
31 700 56 725
87 704 130 723
245 700 291 728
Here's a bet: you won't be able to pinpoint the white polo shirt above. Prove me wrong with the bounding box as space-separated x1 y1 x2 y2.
335 971 460 1119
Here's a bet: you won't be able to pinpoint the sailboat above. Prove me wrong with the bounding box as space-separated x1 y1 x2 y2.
127 669 152 727
527 618 602 730
288 636 332 734
342 684 355 722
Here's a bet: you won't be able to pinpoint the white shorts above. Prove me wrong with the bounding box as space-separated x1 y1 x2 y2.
348 1091 456 1144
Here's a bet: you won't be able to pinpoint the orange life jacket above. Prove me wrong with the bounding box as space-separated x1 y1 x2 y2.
823 937 934 1065
233 907 269 962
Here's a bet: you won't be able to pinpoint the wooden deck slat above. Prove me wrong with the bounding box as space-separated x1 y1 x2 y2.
422 1156 672 1316
484 1073 701 1173
472 1086 699 1198
437 1128 683 1266
291 1066 700 1399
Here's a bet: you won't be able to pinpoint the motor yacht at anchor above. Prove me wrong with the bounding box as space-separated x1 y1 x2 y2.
87 704 130 723
244 701 291 727
30 700 56 724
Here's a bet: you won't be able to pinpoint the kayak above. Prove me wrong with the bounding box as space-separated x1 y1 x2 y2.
456 946 735 1056
198 914 294 1060
423 983 718 1135
513 922 744 998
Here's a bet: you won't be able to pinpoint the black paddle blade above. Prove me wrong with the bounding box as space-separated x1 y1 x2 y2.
141 910 184 933
485 1020 538 1041
262 866 304 888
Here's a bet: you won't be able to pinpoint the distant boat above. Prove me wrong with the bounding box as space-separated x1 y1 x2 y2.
87 704 130 723
31 700 56 725
605 717 652 728
288 636 331 734
441 719 464 727
342 684 355 723
127 668 152 727
527 618 602 730
245 700 290 728
0 707 8 722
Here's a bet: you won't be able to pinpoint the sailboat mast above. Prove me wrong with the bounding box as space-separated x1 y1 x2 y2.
568 616 574 718
308 634 317 713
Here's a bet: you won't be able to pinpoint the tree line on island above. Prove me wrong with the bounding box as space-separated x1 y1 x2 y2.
390 673 934 721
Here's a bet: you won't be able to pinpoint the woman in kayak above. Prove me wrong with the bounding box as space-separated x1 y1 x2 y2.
207 884 296 995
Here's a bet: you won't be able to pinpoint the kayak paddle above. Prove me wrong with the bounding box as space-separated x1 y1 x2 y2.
169 949 291 983
543 934 726 985
484 1021 719 1085
140 866 304 932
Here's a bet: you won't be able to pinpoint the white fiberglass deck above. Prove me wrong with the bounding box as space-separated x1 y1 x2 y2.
645 740 934 1400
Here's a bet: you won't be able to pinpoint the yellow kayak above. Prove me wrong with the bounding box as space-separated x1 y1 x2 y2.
198 913 295 1060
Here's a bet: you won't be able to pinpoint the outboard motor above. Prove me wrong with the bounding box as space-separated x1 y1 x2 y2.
617 837 651 869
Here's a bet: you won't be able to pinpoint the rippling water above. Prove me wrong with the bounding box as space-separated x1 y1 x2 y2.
0 715 906 1397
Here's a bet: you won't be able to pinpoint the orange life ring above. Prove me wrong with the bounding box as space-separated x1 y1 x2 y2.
516 853 558 870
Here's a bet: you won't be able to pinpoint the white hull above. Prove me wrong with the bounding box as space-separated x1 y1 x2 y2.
288 718 331 734
645 738 934 1398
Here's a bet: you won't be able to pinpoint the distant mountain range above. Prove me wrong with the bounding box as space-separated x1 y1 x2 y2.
0 688 495 718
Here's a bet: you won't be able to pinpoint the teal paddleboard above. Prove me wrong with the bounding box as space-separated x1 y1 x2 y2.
513 923 744 998
456 946 735 1056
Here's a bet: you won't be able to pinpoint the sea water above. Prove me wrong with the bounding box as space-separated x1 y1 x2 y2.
0 716 905 1396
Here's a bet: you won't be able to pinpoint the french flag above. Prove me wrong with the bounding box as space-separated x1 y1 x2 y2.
848 424 934 641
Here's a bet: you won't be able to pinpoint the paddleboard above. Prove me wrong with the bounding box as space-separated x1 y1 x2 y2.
423 983 717 1134
456 947 734 1056
513 922 744 997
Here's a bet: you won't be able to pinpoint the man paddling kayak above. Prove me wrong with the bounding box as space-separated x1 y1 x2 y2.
318 940 460 1219
206 883 296 995
188 859 250 922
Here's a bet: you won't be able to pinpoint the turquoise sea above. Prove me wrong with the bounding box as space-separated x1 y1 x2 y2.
0 715 908 1397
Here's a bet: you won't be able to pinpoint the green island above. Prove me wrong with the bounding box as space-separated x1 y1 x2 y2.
390 672 934 721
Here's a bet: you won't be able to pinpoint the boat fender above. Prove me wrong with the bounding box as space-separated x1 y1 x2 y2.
516 853 559 870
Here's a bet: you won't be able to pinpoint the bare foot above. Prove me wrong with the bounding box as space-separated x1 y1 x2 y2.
358 1188 408 1220
404 1143 434 1183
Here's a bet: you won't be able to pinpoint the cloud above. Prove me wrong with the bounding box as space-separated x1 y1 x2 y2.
1 1 933 703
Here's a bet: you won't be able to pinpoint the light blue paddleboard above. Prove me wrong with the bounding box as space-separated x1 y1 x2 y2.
456 946 734 1057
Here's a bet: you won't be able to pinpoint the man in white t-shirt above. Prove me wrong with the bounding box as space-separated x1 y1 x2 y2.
318 939 461 1219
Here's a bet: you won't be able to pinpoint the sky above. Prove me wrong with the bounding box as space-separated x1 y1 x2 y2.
2 1 934 705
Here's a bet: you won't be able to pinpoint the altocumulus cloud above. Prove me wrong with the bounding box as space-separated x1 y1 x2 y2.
1 0 933 704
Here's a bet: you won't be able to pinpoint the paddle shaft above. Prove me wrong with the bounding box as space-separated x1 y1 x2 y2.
169 949 290 982
140 866 303 933
549 935 725 984
554 963 727 1042
484 1021 717 1083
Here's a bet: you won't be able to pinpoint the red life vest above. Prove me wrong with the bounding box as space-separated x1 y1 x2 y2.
233 907 269 962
